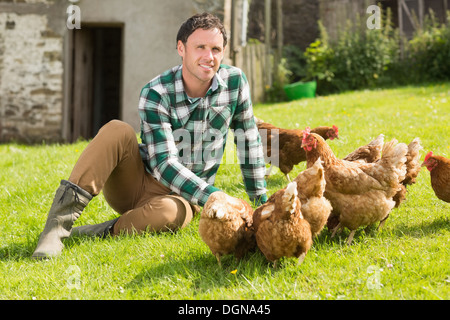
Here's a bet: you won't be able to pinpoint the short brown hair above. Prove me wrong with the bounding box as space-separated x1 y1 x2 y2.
176 12 227 48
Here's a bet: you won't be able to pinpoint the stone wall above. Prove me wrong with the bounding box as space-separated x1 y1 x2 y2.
0 0 66 143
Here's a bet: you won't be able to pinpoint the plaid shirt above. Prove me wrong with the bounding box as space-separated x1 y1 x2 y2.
138 64 268 206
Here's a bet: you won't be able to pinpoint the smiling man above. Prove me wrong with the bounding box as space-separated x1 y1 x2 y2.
32 12 268 259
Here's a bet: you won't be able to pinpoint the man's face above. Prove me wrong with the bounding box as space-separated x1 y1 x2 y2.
177 28 225 87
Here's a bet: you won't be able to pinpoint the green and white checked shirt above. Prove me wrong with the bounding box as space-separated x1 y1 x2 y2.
138 64 268 206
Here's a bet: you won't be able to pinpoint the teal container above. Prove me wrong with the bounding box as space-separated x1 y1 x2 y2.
283 80 317 101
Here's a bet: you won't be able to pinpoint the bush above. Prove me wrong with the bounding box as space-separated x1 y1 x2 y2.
280 9 450 98
300 9 450 95
406 10 450 82
304 10 399 95
283 45 307 83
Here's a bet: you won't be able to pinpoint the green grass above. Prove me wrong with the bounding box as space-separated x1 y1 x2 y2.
1 83 449 300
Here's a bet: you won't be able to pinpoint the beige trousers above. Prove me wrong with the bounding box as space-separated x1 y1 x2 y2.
68 120 196 235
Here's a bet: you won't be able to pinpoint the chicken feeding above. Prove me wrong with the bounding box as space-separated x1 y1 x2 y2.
255 117 339 181
301 128 408 245
293 158 332 238
253 181 312 267
421 151 450 203
336 136 423 230
199 191 255 266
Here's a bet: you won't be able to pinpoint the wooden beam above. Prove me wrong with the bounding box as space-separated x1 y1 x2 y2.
223 0 232 65
276 0 283 60
398 0 404 58
265 0 272 86
444 0 448 23
400 0 419 30
418 0 424 29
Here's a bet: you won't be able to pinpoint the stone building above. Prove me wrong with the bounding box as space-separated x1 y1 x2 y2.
0 0 226 143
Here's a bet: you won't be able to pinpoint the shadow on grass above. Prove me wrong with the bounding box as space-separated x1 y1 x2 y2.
124 248 275 296
311 210 449 248
392 214 449 238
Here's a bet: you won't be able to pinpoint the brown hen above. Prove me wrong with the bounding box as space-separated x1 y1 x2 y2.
293 158 332 238
301 128 408 245
199 191 255 266
253 181 312 267
255 117 339 181
343 134 384 163
334 136 423 231
422 151 450 203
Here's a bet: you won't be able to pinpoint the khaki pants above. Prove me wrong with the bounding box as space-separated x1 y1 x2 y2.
68 120 196 235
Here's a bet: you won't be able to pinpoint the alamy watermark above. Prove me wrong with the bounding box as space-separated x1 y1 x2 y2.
67 0 81 30
66 265 81 290
366 5 381 30
366 265 383 290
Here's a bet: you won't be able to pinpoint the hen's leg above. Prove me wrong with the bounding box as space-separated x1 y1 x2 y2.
215 253 222 267
297 252 306 265
378 214 389 230
347 230 356 245
331 222 343 238
285 174 291 182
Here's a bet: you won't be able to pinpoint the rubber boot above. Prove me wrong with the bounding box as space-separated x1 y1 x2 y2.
32 180 93 259
70 217 119 238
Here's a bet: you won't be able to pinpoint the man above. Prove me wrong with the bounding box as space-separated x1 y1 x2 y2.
32 12 268 259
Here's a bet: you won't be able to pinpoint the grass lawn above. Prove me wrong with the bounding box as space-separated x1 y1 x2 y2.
0 83 449 300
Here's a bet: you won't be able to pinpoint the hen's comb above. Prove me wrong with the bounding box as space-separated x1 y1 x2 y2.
333 125 339 133
302 126 311 141
424 151 433 162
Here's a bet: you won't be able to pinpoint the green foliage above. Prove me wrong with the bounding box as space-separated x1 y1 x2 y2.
303 10 399 95
283 44 307 82
299 9 450 95
406 10 450 82
304 21 335 83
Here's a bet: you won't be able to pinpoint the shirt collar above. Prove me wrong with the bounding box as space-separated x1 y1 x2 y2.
175 65 227 105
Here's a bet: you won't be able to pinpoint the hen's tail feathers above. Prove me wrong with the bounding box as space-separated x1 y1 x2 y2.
370 134 385 146
381 139 408 181
310 158 326 194
311 157 324 173
403 137 423 185
282 181 301 216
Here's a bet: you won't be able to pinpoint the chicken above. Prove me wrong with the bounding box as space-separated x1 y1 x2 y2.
253 181 312 267
343 134 384 163
198 191 255 266
337 136 423 230
255 117 339 181
293 158 332 238
381 137 423 226
301 128 408 245
402 138 423 186
421 151 450 203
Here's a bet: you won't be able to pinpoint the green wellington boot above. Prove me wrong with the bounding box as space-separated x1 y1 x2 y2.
70 217 119 238
32 180 92 259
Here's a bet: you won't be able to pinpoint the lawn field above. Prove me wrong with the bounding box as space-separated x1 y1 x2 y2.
0 83 449 300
